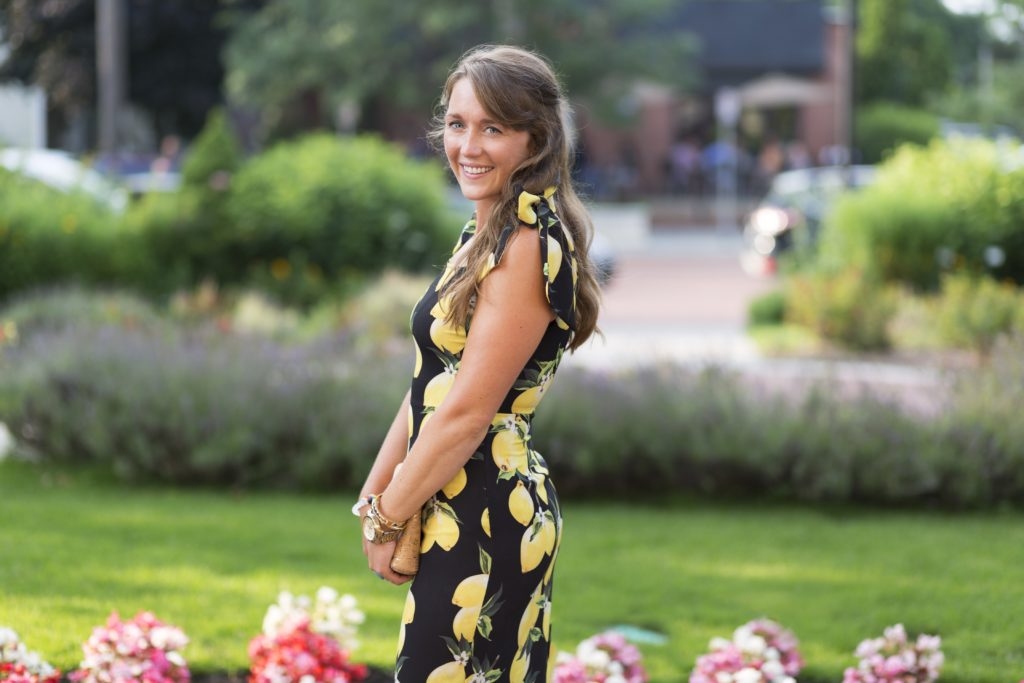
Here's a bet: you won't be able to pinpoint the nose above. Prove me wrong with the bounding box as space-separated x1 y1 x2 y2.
460 130 483 157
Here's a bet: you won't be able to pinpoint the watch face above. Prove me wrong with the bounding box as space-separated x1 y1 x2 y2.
362 515 376 541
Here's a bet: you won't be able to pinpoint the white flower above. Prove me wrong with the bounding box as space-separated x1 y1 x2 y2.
0 626 19 647
714 673 734 683
316 586 339 604
299 675 315 683
737 634 767 656
606 675 627 683
734 667 763 683
0 422 13 461
709 636 733 651
884 624 907 644
762 659 784 678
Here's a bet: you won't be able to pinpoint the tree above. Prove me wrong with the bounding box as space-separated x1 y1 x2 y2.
0 0 264 146
222 0 695 142
856 0 956 106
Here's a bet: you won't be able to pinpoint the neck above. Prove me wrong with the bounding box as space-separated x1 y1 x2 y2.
474 198 496 230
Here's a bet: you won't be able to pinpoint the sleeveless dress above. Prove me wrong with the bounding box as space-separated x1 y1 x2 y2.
397 188 579 683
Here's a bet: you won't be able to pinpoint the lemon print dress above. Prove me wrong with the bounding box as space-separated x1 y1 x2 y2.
398 188 576 683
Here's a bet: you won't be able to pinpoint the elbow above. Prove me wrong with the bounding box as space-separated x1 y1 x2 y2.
432 399 494 446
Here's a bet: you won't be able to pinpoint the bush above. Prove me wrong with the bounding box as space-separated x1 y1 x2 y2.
783 268 897 350
932 273 1024 355
5 289 1024 508
854 103 939 164
818 137 1024 290
224 134 452 305
747 289 787 327
0 297 407 489
0 171 146 302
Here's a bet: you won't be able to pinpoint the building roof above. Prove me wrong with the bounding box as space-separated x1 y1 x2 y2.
673 0 826 89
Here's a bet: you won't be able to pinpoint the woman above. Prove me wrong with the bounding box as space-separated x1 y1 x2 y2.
356 45 601 682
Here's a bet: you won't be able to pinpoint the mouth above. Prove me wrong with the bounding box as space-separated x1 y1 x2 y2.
460 164 494 178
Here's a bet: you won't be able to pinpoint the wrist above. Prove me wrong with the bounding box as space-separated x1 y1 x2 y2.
361 494 407 544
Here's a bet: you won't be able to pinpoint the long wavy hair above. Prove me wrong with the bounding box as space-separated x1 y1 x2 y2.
427 45 600 350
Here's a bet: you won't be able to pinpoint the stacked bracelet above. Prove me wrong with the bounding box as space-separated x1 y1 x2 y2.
361 494 407 544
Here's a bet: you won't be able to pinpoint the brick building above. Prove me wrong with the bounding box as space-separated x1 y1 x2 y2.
578 0 849 197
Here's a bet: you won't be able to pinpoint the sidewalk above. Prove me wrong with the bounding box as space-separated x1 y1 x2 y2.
568 204 948 416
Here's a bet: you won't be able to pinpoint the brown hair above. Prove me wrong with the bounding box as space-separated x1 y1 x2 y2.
427 44 600 350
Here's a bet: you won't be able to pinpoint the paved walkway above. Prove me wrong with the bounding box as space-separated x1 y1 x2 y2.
563 210 949 416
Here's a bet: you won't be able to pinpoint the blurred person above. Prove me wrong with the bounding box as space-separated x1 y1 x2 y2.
354 45 602 682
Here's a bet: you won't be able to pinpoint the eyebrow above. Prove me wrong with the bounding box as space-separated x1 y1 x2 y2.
445 112 502 126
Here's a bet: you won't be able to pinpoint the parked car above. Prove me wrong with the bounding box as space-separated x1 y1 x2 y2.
740 165 876 276
0 148 129 212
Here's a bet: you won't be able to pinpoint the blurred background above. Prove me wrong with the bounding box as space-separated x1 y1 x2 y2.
3 3 1024 682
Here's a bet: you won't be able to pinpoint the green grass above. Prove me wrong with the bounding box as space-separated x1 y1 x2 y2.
2 460 1023 682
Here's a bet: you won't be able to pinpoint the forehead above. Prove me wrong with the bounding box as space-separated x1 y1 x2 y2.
445 78 489 117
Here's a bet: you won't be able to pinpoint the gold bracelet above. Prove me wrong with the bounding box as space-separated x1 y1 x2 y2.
361 494 407 544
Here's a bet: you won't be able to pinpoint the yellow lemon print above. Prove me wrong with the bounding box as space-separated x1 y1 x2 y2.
402 590 416 624
413 341 423 378
491 428 529 475
481 508 491 537
508 481 534 526
517 582 543 647
423 369 456 409
397 590 415 653
425 661 466 683
521 522 547 573
563 226 575 251
421 506 460 552
452 605 481 642
510 384 543 415
510 653 530 683
539 515 557 555
452 573 489 608
430 316 466 355
546 234 562 283
442 467 467 498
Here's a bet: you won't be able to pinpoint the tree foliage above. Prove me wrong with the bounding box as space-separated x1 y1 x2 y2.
856 0 956 106
222 0 695 141
0 0 263 141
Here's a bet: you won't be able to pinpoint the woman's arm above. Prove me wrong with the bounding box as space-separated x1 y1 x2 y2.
365 228 553 581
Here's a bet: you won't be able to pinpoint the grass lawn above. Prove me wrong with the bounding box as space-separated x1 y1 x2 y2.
1 460 1022 683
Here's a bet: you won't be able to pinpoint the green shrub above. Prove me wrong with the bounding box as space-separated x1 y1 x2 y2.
939 333 1024 504
932 273 1023 355
0 317 406 489
225 134 451 303
180 108 243 191
0 171 147 302
783 268 897 350
818 137 1024 290
854 103 939 164
747 289 787 327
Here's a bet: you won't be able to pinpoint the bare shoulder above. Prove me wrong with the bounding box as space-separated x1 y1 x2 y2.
480 224 548 310
495 224 543 275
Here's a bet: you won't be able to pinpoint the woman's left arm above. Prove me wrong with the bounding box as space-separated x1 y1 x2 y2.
366 228 553 581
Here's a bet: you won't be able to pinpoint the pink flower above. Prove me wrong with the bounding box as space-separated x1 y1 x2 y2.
71 612 189 683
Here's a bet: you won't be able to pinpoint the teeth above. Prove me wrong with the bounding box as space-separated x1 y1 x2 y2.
463 166 492 175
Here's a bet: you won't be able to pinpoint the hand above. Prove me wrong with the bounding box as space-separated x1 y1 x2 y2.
362 536 413 585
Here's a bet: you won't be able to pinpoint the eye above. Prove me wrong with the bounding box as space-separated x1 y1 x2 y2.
485 125 503 134
446 120 464 130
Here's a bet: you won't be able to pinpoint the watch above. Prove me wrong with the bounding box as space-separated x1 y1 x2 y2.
361 494 407 544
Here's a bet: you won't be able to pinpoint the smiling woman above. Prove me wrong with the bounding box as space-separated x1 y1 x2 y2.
353 45 603 683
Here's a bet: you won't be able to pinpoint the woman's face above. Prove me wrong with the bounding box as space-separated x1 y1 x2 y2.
443 78 531 225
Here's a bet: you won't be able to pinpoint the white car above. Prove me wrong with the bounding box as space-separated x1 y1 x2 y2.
0 148 129 212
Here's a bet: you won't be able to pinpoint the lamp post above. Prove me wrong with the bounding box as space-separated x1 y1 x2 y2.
96 0 127 153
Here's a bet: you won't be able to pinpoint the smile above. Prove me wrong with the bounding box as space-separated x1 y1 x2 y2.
461 165 494 177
